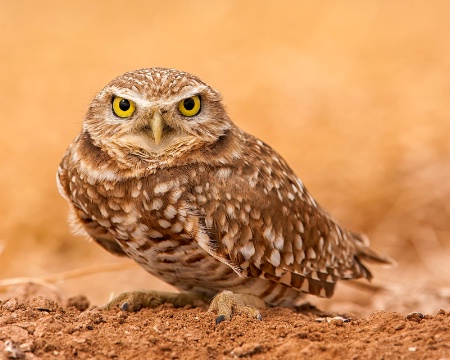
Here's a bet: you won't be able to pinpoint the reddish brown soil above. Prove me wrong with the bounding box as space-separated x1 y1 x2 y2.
1 293 449 360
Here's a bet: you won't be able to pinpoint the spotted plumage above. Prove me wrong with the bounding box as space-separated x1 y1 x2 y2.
57 68 393 307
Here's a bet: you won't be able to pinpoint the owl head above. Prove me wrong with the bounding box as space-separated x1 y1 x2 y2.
83 68 236 170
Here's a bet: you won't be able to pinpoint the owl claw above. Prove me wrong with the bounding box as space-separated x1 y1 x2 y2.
215 315 227 325
209 290 264 324
120 302 130 312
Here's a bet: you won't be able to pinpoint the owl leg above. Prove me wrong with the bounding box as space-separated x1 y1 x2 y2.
208 290 264 324
101 291 208 312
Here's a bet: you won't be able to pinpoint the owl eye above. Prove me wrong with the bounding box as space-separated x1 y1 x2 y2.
112 96 136 118
178 95 201 117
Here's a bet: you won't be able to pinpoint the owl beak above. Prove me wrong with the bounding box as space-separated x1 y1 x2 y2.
150 111 164 145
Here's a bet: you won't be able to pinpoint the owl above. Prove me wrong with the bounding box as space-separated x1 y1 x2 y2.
57 68 393 321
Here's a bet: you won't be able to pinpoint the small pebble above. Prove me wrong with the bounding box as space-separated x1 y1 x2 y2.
28 297 58 312
66 295 90 311
405 312 424 322
2 298 19 311
316 316 350 324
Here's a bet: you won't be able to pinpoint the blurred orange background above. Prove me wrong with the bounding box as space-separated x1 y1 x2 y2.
1 1 449 314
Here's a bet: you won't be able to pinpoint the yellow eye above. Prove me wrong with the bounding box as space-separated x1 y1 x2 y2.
178 95 201 117
112 96 136 118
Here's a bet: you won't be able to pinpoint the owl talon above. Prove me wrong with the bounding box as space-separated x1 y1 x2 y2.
215 315 227 325
120 302 130 312
209 290 263 324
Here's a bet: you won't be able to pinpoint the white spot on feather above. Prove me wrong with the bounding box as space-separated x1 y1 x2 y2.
222 234 234 252
154 182 171 194
274 235 284 251
284 253 294 266
131 187 140 198
269 249 281 267
240 242 255 260
170 189 183 202
151 198 163 210
307 247 317 259
148 230 163 238
263 227 275 243
158 219 171 228
111 215 125 224
226 204 235 218
216 168 231 180
170 223 183 233
99 205 110 218
164 205 177 219
294 234 303 250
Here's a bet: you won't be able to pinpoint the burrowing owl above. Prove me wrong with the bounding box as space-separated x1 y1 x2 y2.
57 68 392 317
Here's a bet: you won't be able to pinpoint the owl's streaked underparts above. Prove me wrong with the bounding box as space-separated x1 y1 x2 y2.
57 68 393 321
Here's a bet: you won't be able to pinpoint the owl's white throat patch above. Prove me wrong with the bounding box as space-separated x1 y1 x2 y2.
117 131 199 159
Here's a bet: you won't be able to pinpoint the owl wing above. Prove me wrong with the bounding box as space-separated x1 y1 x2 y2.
194 136 393 298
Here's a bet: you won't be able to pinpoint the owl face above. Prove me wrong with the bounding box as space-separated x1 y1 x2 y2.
83 68 232 166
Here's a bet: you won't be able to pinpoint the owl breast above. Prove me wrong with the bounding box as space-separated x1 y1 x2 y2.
63 155 252 296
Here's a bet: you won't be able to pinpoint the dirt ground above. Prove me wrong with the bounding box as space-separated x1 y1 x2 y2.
1 1 450 359
0 290 449 360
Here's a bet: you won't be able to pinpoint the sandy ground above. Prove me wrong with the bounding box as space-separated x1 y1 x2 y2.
1 293 450 360
1 1 450 358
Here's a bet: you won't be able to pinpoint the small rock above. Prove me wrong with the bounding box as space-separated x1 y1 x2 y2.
330 318 344 326
405 312 424 322
66 295 90 312
316 316 350 324
394 322 405 330
27 297 58 312
2 298 19 312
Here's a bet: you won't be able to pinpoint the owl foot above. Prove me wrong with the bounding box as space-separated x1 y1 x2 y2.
101 291 207 312
208 290 264 324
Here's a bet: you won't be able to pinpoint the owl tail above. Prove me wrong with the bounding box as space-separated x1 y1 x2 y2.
351 232 397 267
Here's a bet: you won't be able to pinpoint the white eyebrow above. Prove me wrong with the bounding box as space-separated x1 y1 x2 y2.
108 84 208 109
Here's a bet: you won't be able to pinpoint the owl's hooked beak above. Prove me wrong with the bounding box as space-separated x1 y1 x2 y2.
150 111 164 145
